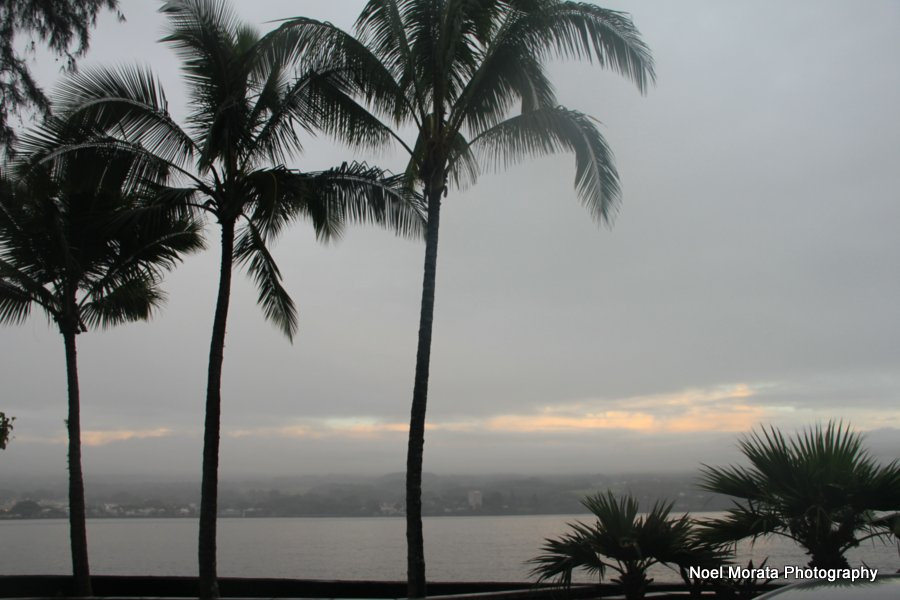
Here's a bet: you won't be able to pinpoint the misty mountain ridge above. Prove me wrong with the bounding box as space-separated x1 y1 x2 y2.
2 471 747 517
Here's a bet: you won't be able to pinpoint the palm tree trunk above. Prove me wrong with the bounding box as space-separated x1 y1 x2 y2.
63 324 91 597
198 219 235 600
808 550 850 569
406 188 442 599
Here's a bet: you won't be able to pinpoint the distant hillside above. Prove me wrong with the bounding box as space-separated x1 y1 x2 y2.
1 471 734 518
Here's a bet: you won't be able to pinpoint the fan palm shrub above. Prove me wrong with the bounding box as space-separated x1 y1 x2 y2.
698 422 900 569
52 1 424 597
272 2 654 594
0 122 203 596
531 492 720 600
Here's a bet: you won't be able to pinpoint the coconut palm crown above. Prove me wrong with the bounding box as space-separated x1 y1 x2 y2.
0 121 203 596
272 1 655 595
698 422 900 569
50 1 424 597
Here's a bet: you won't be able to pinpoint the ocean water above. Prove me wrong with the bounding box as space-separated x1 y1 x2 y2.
1 514 897 583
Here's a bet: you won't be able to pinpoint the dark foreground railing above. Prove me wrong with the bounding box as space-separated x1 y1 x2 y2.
0 575 782 599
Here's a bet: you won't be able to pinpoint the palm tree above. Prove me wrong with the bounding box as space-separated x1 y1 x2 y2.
53 1 423 597
530 492 719 600
273 1 654 594
0 411 13 449
0 123 202 596
698 422 900 569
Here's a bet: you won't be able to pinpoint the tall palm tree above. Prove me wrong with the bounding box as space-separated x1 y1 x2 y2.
273 1 654 594
53 1 423 597
0 123 202 596
699 422 900 569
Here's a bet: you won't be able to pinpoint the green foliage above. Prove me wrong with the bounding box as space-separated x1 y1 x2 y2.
273 5 654 595
0 0 121 152
0 411 13 449
53 0 424 339
698 422 900 568
44 4 425 597
1 112 204 597
274 0 656 212
530 492 727 600
0 122 204 336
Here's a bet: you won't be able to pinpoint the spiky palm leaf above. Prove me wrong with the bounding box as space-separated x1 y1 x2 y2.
531 492 717 599
698 422 900 568
530 524 607 588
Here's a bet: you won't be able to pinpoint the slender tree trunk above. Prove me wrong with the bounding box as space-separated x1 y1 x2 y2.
63 324 91 597
406 188 442 599
198 219 235 600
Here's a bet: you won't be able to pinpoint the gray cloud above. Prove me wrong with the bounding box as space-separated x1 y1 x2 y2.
2 0 898 480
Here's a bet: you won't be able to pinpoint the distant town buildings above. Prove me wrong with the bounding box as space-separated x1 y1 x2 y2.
1 473 735 519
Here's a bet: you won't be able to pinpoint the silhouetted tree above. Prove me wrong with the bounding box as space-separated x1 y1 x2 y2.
0 411 13 449
0 120 202 595
0 0 121 152
274 1 654 594
699 422 900 569
531 492 723 600
52 1 423 596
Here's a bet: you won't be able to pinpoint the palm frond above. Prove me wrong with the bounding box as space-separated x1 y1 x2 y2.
266 16 408 123
233 220 297 340
696 504 786 545
530 525 606 587
531 492 714 591
160 0 257 170
453 43 557 136
305 68 396 150
698 463 765 501
513 1 656 94
245 163 424 243
79 210 203 311
16 128 183 215
0 253 58 316
299 161 426 242
435 0 484 101
1 119 203 336
241 166 311 243
0 279 33 324
142 183 206 221
51 65 196 168
160 0 243 77
699 422 900 564
445 129 480 190
80 275 164 329
246 66 393 168
468 106 620 224
355 0 423 115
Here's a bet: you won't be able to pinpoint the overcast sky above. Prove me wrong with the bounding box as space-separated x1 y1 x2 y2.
2 0 898 481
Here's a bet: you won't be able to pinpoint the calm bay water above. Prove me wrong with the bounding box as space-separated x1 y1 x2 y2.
1 515 897 582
